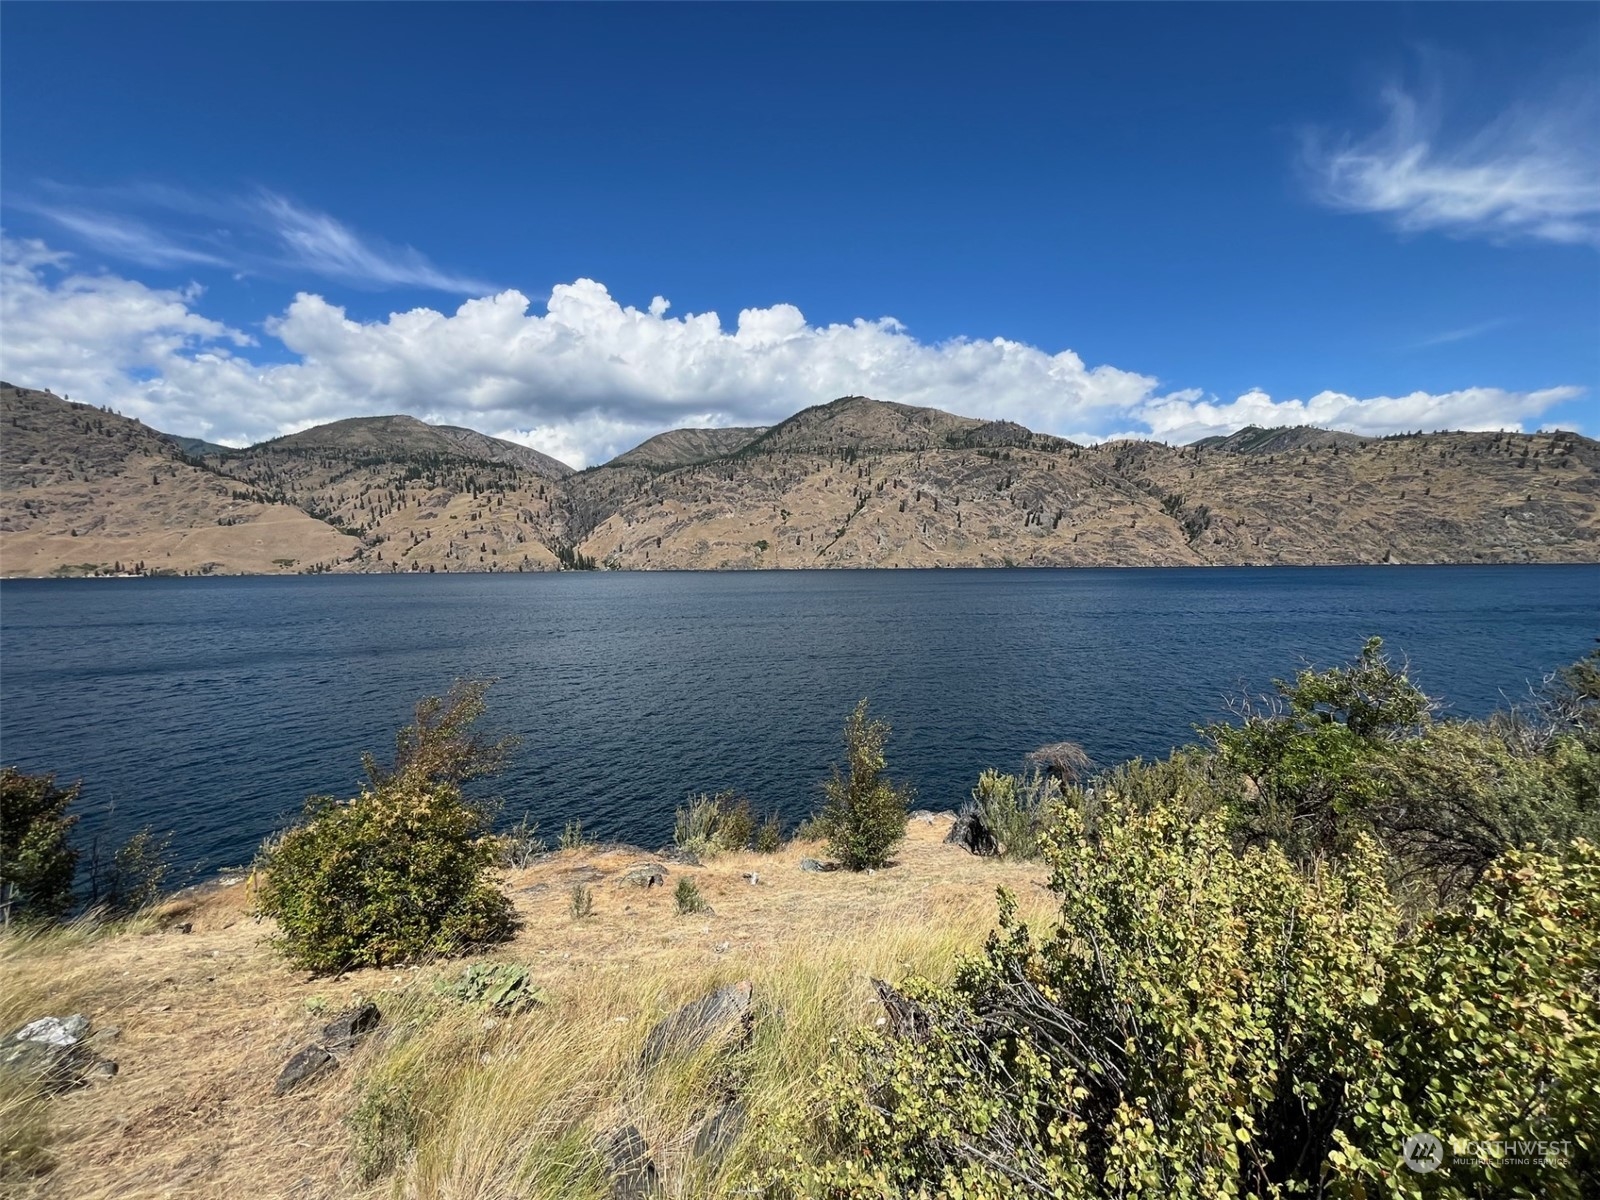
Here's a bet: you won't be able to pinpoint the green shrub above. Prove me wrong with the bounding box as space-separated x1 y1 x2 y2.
90 826 171 916
350 1081 424 1183
1331 840 1600 1197
1373 718 1600 898
761 799 1600 1197
717 795 758 852
254 681 517 973
558 819 590 851
674 876 707 914
1207 636 1432 861
569 883 593 918
435 961 546 1013
754 813 784 854
0 768 80 924
815 699 911 871
968 768 1060 860
674 790 758 857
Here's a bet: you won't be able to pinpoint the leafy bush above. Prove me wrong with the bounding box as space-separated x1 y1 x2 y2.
254 681 517 973
435 961 545 1013
968 768 1061 860
559 819 590 851
1373 718 1600 899
762 798 1600 1197
755 813 784 854
86 825 172 917
0 768 80 924
1207 636 1432 861
674 876 707 914
675 790 758 857
815 699 912 871
1330 841 1600 1197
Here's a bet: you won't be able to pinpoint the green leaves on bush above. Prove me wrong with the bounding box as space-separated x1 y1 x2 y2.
0 768 80 924
968 768 1061 860
1207 636 1431 861
674 876 708 915
675 790 759 857
816 699 911 871
1331 841 1600 1198
255 681 516 973
434 961 545 1014
766 796 1600 1197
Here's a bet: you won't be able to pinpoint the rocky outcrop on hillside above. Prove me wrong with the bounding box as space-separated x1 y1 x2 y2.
3 385 1596 575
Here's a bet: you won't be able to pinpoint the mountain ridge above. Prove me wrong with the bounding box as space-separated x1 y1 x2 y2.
3 383 1596 576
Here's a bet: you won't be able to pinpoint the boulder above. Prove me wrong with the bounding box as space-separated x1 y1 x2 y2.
274 1046 337 1095
596 1123 658 1198
640 981 753 1068
618 864 668 889
945 803 999 857
691 1098 747 1168
321 1002 381 1051
1 1014 116 1092
798 857 838 873
274 1002 382 1094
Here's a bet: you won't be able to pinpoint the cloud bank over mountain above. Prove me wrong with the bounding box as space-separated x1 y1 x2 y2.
0 237 1582 467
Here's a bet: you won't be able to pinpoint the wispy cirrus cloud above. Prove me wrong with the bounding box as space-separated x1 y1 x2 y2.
24 208 232 269
8 183 493 293
1303 79 1600 248
1407 317 1512 351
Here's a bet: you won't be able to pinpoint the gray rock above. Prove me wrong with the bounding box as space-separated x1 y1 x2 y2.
596 1123 658 1198
640 981 753 1068
274 1003 382 1094
691 1099 747 1167
798 857 838 873
618 864 668 889
945 803 999 857
909 809 937 824
274 1046 337 1095
1 1014 116 1092
321 1002 381 1051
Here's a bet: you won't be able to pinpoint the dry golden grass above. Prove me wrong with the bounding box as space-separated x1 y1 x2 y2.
1 819 1051 1199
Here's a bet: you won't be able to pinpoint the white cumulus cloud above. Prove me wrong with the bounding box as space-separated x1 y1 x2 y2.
0 237 1585 467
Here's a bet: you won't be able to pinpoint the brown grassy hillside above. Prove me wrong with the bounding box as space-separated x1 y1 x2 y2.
0 386 359 577
4 384 1596 575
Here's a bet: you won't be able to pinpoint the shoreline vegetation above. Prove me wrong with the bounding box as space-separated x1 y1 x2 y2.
5 383 1598 579
3 639 1598 1197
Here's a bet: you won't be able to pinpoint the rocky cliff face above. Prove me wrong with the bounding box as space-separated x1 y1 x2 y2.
4 384 1596 576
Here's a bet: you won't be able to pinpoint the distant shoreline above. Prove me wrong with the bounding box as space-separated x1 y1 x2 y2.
6 559 1600 582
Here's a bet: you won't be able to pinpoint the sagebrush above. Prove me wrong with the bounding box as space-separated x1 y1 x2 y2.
255 680 517 972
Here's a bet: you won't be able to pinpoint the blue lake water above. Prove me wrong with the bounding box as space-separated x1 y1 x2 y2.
1 566 1596 877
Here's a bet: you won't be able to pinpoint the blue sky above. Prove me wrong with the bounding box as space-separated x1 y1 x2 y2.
2 2 1596 465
